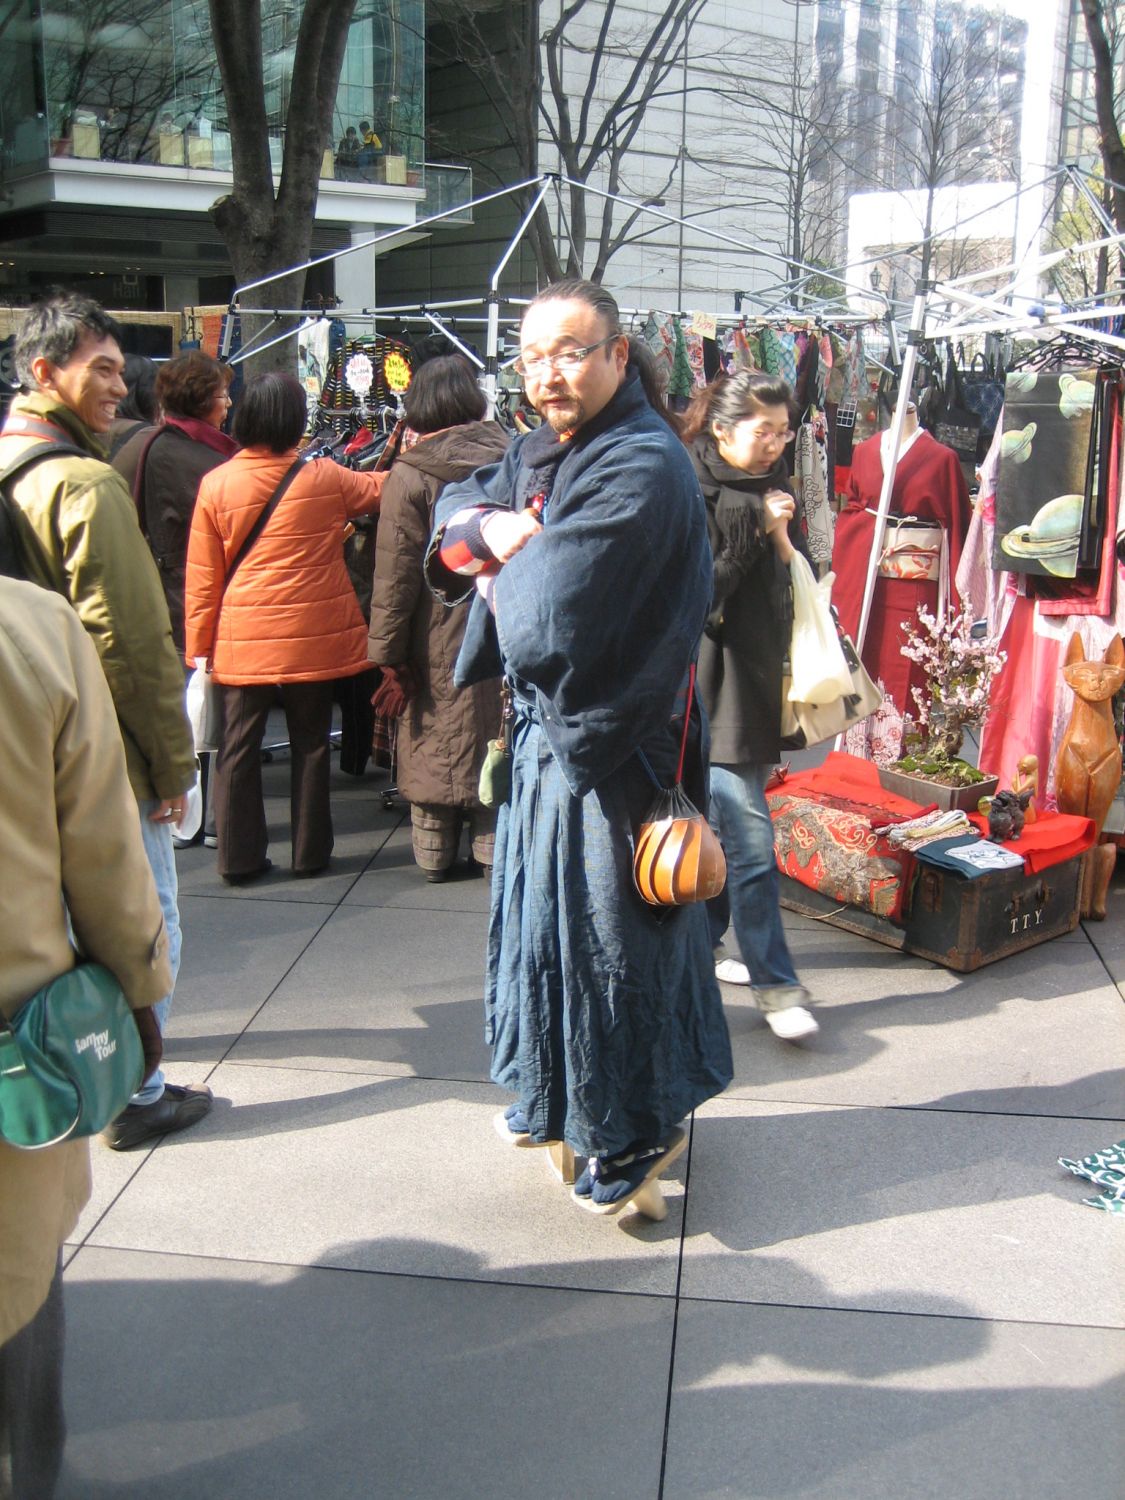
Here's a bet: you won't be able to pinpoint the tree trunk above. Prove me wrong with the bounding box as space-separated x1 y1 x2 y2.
1080 0 1125 239
208 0 357 380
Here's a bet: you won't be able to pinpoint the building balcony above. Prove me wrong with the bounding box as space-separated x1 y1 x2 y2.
2 127 471 235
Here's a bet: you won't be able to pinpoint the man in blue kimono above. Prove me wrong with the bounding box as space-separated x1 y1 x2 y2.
426 280 731 1217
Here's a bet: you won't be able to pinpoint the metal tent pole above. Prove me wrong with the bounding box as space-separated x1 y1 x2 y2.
482 177 554 414
854 280 931 659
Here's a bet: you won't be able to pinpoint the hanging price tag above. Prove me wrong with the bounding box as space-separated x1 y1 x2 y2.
690 311 717 340
344 352 374 398
383 350 412 394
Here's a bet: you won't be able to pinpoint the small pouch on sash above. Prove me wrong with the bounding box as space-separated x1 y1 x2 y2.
478 682 513 809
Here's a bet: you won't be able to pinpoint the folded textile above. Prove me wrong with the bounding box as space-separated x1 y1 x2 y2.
966 808 1097 873
910 833 1009 876
940 840 1025 874
875 808 973 849
775 750 936 823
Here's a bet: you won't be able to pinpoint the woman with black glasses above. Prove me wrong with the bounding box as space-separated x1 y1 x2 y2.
681 371 819 1042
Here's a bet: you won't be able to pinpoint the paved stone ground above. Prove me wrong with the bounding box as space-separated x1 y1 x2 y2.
58 749 1124 1499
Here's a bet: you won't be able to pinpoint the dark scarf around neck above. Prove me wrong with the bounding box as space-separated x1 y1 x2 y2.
163 414 238 457
694 435 790 561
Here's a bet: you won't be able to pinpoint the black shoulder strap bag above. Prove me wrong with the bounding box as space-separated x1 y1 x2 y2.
223 456 306 593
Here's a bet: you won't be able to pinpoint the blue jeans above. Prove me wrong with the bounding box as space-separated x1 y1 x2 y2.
707 763 808 1012
134 800 183 1104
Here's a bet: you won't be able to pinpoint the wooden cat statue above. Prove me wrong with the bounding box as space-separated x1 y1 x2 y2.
1055 632 1124 920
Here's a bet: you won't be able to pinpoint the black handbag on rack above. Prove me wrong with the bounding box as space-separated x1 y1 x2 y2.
934 348 981 466
960 349 1006 443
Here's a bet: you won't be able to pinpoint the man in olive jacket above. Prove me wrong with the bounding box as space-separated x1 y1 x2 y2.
0 293 211 1150
0 576 172 1496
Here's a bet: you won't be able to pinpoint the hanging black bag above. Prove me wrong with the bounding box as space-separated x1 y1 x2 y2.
960 349 1006 441
934 347 981 466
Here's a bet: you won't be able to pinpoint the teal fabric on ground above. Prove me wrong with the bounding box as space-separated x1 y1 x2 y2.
1058 1140 1125 1214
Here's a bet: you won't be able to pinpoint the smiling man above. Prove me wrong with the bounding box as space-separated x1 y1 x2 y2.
425 280 732 1218
0 293 209 1151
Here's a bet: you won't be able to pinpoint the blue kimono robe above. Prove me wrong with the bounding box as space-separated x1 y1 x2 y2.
427 372 732 1157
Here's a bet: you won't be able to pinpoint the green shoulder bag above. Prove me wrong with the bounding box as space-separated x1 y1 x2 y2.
0 963 143 1150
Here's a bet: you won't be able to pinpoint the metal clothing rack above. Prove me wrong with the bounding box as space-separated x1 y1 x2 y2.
218 164 1123 657
854 226 1125 660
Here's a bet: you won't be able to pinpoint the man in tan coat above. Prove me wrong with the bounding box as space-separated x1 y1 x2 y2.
1 292 209 1149
0 576 172 1498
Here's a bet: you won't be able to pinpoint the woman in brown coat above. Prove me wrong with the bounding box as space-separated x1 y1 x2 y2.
368 356 508 880
112 350 236 654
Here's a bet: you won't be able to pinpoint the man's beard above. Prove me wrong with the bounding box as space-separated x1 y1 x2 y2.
538 394 584 433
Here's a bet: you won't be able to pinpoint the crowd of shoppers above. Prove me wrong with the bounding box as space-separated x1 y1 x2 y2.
0 283 819 1495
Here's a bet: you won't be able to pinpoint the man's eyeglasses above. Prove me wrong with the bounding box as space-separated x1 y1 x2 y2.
513 335 619 379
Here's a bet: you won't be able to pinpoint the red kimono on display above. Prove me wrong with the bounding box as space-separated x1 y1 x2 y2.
831 428 971 713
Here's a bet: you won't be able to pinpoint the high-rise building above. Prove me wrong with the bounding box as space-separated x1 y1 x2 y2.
384 0 1070 319
811 0 1044 309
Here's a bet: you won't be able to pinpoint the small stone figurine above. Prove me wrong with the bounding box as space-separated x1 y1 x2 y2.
1012 754 1039 823
986 788 1032 843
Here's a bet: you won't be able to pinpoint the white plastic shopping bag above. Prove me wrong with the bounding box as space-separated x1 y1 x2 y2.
787 553 852 704
170 772 203 841
185 657 221 753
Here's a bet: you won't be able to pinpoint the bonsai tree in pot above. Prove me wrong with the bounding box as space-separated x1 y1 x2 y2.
893 606 1007 789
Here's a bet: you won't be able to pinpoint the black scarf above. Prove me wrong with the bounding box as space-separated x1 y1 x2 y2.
692 436 792 561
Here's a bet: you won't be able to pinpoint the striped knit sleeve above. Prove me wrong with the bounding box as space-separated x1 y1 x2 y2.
436 505 499 577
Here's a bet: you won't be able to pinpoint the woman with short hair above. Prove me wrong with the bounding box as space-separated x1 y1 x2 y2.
185 372 385 883
681 370 818 1041
368 355 508 880
110 349 236 654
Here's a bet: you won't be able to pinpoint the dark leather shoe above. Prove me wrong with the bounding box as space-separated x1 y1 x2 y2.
103 1083 214 1151
222 859 272 886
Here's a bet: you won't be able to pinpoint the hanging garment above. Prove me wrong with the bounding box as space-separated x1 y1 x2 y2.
757 326 785 378
775 330 799 387
795 413 834 567
831 429 971 717
729 325 756 372
978 600 1125 805
842 331 865 406
992 369 1100 580
842 678 908 766
817 330 834 410
683 329 708 389
1034 377 1121 616
644 312 676 384
825 331 847 407
669 319 694 400
794 331 819 416
298 319 332 432
955 418 1007 637
316 335 413 436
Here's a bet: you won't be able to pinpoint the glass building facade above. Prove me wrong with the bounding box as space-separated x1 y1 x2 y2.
0 0 426 179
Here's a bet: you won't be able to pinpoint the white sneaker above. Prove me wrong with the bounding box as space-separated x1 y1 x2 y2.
715 958 751 985
764 1006 819 1041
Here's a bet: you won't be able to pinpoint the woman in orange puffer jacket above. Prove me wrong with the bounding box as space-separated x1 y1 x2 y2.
185 372 385 884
